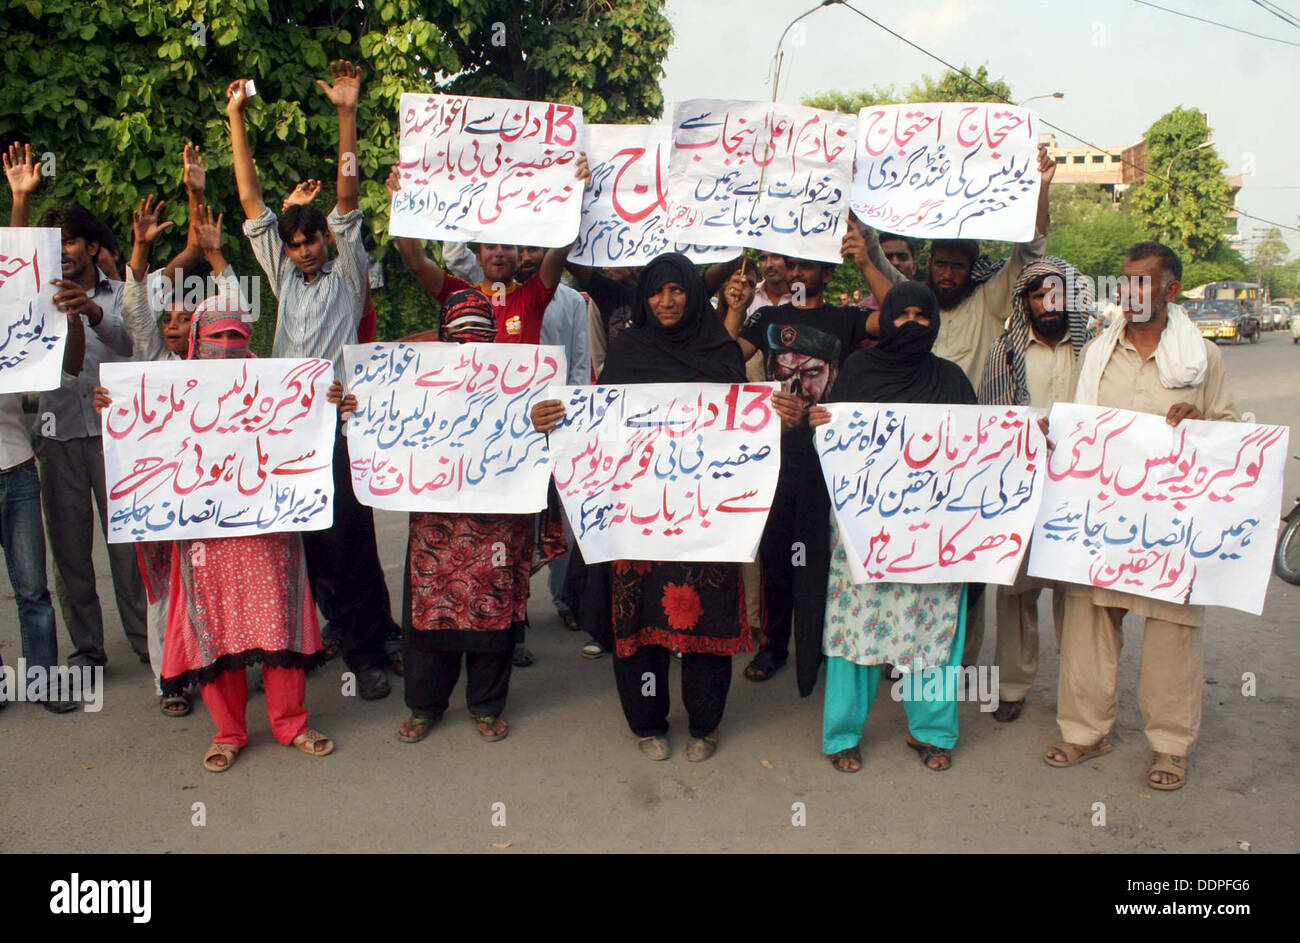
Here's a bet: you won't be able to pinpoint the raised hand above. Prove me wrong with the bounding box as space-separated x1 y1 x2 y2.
384 165 401 198
282 179 322 212
192 204 223 255
723 267 755 311
1038 143 1056 185
182 141 206 194
3 141 41 196
574 152 591 187
226 78 254 116
317 60 361 111
132 195 174 244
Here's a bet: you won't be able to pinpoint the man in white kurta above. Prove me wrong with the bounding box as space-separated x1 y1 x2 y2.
1044 243 1238 791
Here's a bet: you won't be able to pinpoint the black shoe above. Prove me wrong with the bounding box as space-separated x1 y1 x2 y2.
134 649 152 665
512 644 535 668
356 666 391 700
41 698 78 714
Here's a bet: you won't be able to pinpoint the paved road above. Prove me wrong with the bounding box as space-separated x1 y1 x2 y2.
2 332 1297 853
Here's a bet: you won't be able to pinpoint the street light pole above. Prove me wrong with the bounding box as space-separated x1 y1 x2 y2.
1017 92 1065 107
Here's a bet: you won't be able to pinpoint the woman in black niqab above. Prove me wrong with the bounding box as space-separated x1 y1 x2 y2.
830 280 975 406
809 280 975 776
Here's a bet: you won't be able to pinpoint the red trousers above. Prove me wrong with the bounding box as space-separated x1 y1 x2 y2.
199 666 308 747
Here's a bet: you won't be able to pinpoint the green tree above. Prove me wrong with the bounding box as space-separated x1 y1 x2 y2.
0 0 672 349
1127 106 1232 263
802 65 1013 112
1045 183 1145 278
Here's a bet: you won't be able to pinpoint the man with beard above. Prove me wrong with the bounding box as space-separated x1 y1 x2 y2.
724 258 868 694
978 257 1096 722
1044 242 1237 791
844 144 1056 662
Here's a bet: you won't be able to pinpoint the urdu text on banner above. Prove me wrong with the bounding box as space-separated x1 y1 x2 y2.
342 342 564 514
569 123 740 267
1028 404 1290 615
388 93 586 246
664 100 857 263
546 382 781 564
100 358 337 543
850 102 1041 241
815 403 1046 585
0 227 69 394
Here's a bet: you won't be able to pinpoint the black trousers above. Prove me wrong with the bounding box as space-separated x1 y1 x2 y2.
302 421 397 673
757 452 831 668
613 645 732 739
404 648 512 717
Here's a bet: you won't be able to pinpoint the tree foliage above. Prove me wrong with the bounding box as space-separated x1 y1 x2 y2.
0 0 672 349
1127 106 1232 263
802 65 1013 113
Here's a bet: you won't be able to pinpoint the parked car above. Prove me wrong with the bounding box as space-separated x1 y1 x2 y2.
1190 299 1260 344
1263 304 1287 330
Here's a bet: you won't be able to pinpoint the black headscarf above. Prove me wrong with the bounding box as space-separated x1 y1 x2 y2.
598 252 745 385
831 281 975 406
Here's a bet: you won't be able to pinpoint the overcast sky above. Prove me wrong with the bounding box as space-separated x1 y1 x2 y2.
659 0 1300 257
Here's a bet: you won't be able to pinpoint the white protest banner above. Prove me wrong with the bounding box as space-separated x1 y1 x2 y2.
664 100 856 263
815 403 1046 584
546 382 781 563
850 103 1041 241
388 93 585 247
569 124 740 267
342 342 564 513
1028 404 1290 615
100 358 336 543
0 227 68 393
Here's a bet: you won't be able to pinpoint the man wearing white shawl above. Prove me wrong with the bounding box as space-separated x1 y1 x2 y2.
1043 242 1238 791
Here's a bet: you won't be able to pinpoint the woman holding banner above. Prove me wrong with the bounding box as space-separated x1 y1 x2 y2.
330 288 558 745
808 282 977 774
532 252 803 762
95 294 333 773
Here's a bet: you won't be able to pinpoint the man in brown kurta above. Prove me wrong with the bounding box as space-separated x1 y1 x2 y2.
1045 242 1238 791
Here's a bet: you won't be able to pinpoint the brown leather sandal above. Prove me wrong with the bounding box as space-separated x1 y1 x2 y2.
291 728 334 756
203 741 240 772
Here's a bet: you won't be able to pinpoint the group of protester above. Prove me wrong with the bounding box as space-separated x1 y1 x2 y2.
0 62 1238 791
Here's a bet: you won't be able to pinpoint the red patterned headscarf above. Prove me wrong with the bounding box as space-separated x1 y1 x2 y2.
440 288 495 344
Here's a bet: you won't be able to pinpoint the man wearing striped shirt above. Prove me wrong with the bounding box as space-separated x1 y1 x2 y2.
226 61 396 701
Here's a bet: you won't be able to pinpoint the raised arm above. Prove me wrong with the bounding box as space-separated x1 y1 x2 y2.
1035 143 1054 237
225 79 266 219
317 60 361 215
386 166 447 297
3 141 41 227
